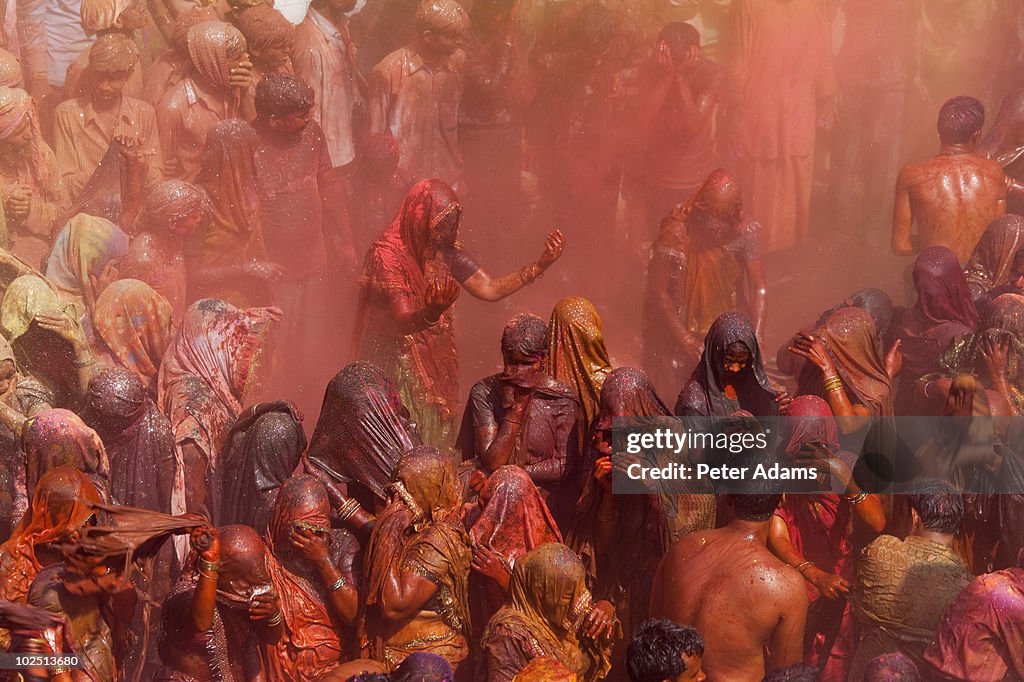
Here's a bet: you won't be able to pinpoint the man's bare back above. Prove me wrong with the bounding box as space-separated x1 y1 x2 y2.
892 150 1007 263
649 524 807 682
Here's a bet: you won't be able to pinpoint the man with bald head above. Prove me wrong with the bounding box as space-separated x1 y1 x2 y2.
368 0 469 189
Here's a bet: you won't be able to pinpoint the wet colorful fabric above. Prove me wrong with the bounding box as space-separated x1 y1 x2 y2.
22 408 110 501
469 466 562 564
546 296 612 439
44 212 129 298
0 465 101 603
93 279 173 394
187 22 246 92
964 215 1024 298
356 179 463 446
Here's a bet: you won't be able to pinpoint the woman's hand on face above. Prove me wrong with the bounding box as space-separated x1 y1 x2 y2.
582 600 616 640
290 526 332 569
248 591 280 623
33 310 86 348
981 335 1011 379
788 332 835 375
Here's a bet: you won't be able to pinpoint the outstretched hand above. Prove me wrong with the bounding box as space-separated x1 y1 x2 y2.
537 230 565 271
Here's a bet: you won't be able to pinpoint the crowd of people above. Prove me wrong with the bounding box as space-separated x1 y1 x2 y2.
0 0 1024 680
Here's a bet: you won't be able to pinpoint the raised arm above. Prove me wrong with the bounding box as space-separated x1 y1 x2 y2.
461 230 564 302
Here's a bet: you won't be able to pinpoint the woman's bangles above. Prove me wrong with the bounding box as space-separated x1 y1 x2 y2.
822 374 843 394
517 262 543 286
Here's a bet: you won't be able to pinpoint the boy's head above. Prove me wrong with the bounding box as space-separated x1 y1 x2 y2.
627 619 706 682
236 6 294 70
415 0 468 58
937 96 985 146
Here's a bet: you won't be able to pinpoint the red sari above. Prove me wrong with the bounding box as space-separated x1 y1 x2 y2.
354 180 462 447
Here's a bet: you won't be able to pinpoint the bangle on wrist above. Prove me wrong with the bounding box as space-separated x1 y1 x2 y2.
328 575 348 591
844 491 869 505
198 557 220 572
793 560 814 575
198 569 218 581
265 612 282 627
337 497 361 524
422 310 440 326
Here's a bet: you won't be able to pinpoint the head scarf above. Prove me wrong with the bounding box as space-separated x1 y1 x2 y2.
781 395 840 461
0 86 30 141
88 32 139 72
912 247 980 328
469 466 562 564
546 296 612 434
306 362 420 504
675 311 775 418
259 474 344 679
814 288 895 345
0 49 22 88
140 180 210 234
392 652 455 682
219 401 306 533
44 213 129 298
0 274 65 342
22 409 110 501
93 279 173 393
594 367 670 427
501 313 548 365
80 0 132 34
364 447 469 640
679 168 743 229
800 307 893 417
482 543 602 678
158 298 275 425
187 21 247 92
158 299 277 534
0 466 101 602
80 367 174 512
415 0 469 34
964 215 1024 299
391 178 461 267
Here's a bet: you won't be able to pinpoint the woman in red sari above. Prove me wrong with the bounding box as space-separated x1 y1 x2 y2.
465 465 562 633
262 474 361 680
355 179 564 447
0 465 100 604
157 298 279 557
768 395 885 682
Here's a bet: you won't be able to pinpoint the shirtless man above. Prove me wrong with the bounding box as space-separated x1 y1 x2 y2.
892 96 1007 263
649 481 807 681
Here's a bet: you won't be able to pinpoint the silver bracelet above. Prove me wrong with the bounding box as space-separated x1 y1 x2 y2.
265 611 282 627
329 575 348 592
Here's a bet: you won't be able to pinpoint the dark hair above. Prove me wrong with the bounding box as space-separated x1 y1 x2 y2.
626 619 704 682
657 22 700 53
254 73 314 119
762 663 820 682
908 478 963 534
937 96 985 145
863 652 921 682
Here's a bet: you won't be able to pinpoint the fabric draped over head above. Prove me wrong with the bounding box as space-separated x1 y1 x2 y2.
0 49 22 88
356 179 463 441
801 307 893 417
259 474 344 679
158 299 277 539
80 367 174 512
964 215 1024 298
781 395 840 461
470 466 562 563
595 366 670 426
681 168 743 225
912 247 979 328
140 180 210 233
22 409 110 501
482 543 606 678
676 311 775 417
219 401 305 533
187 21 247 92
392 652 455 681
946 294 1024 397
44 213 129 298
306 362 420 504
546 296 612 434
364 446 469 639
0 87 48 189
979 88 1024 167
816 288 895 343
80 0 132 34
158 298 275 423
416 0 470 34
87 32 139 72
0 466 101 602
93 279 173 393
0 275 66 342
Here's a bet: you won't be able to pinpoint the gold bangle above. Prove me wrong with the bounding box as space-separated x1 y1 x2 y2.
265 612 282 627
794 560 814 574
844 491 868 505
337 497 361 523
198 569 218 581
198 557 220 572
